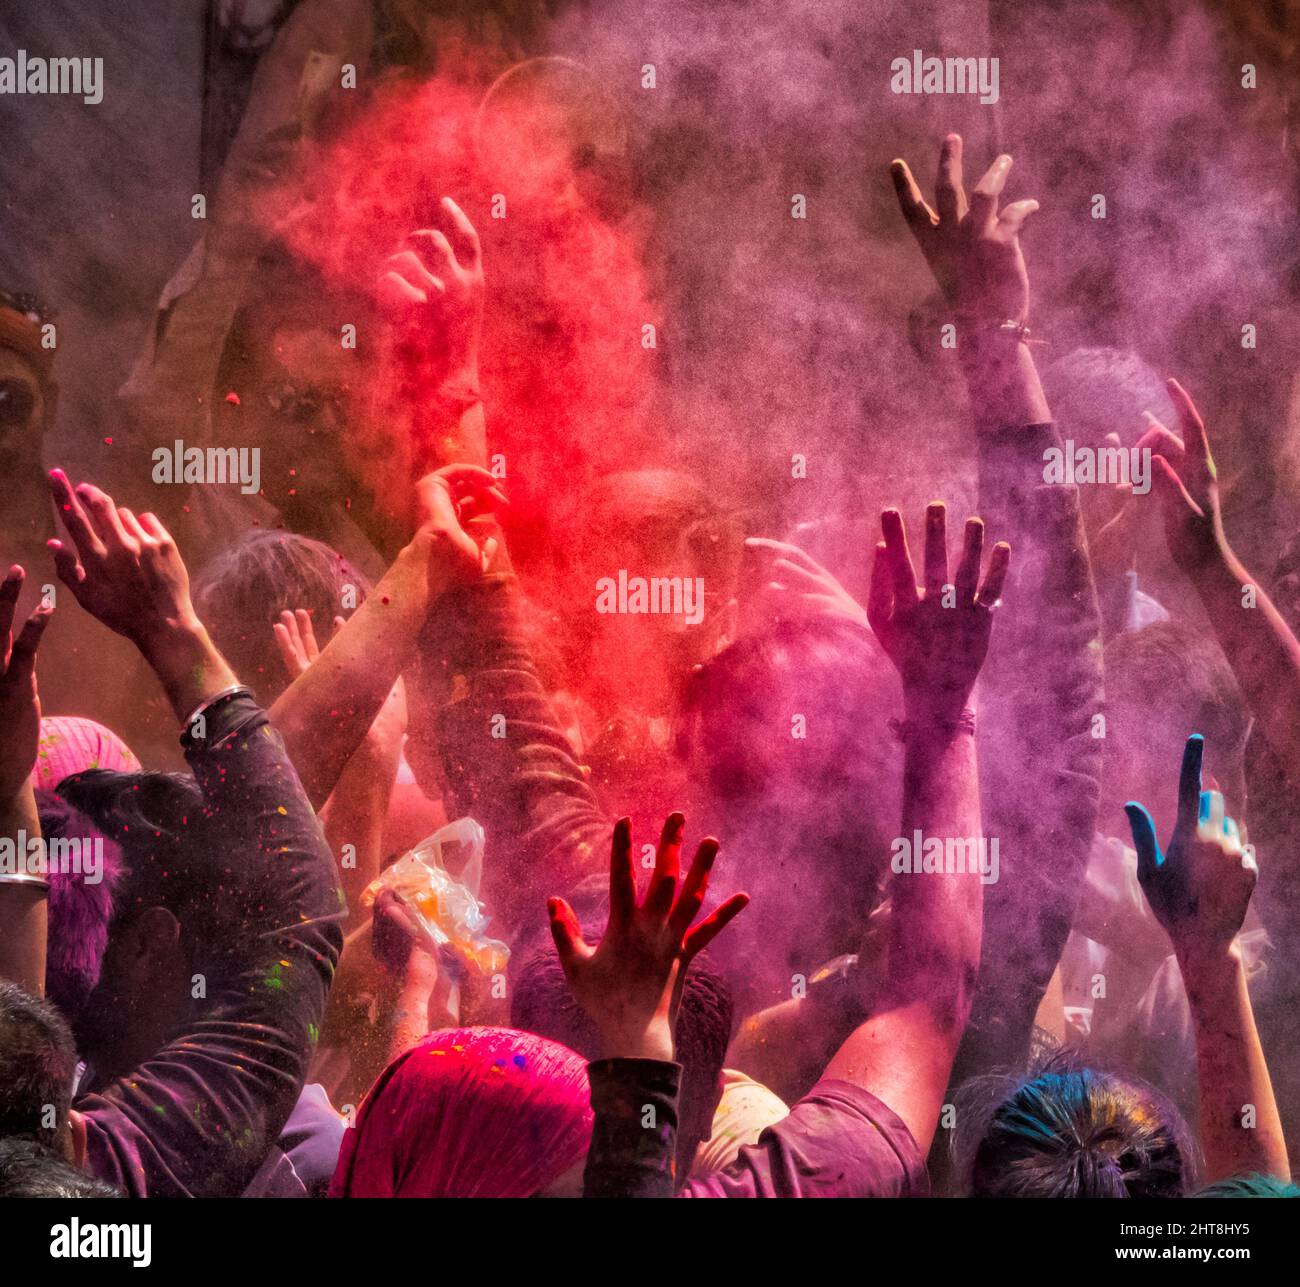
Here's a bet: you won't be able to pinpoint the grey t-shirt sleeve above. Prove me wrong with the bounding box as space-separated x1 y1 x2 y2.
679 1079 928 1198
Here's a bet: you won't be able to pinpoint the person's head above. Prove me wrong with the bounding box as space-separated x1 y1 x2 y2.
0 1137 118 1197
31 716 141 794
215 268 369 513
676 615 900 1006
330 1027 593 1197
475 56 633 226
564 469 744 710
953 1056 1194 1198
192 530 369 703
1101 622 1249 835
0 981 85 1166
54 770 242 1078
1042 347 1175 455
1040 346 1176 547
511 920 733 1179
0 288 56 471
36 789 123 1035
1195 1172 1300 1198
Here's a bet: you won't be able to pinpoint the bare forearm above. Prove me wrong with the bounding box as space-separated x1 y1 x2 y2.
1179 942 1289 1183
1195 548 1300 771
885 729 984 1017
271 556 424 809
136 619 238 727
321 751 396 928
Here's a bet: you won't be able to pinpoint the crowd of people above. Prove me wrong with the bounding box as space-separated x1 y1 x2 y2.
0 120 1296 1203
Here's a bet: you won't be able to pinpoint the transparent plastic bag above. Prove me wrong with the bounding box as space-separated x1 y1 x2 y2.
361 817 509 975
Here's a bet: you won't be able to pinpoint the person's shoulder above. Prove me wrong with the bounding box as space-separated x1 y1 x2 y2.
679 1078 928 1199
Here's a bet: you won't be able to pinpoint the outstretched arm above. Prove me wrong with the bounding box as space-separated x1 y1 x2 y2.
824 503 1007 1155
47 471 347 1197
0 567 52 994
548 813 747 1198
1126 734 1289 1183
267 465 501 810
1144 381 1300 773
892 136 1103 1100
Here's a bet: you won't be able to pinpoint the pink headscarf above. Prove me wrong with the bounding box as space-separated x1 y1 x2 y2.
31 716 141 792
329 1027 593 1198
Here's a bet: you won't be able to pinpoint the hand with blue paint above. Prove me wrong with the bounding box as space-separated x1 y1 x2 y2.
1124 733 1258 957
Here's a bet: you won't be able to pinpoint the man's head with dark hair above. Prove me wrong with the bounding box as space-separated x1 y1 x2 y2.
53 770 242 1082
1102 621 1250 837
676 615 900 1009
0 981 78 1153
511 919 733 1180
0 1137 118 1197
192 530 369 703
952 1054 1194 1198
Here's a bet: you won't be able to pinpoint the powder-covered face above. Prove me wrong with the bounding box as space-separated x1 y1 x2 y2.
0 346 47 464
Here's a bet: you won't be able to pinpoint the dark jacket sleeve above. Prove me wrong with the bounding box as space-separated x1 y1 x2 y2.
429 574 610 932
80 692 345 1198
955 421 1103 1072
584 1058 682 1198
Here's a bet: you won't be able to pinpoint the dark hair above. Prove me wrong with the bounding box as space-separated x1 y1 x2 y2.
677 616 899 1003
0 1137 119 1197
36 790 122 1033
1040 346 1175 449
0 982 78 1149
1195 1172 1300 1199
54 770 241 971
1105 622 1250 763
510 928 733 1178
192 530 369 703
953 1053 1194 1198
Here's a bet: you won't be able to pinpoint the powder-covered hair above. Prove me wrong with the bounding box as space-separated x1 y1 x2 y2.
35 789 123 1031
329 1027 593 1198
951 1051 1195 1198
192 530 369 703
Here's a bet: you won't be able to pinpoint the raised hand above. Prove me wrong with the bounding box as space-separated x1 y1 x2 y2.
0 566 51 803
547 814 748 1061
1137 379 1228 574
867 503 1009 721
411 463 505 598
273 608 340 679
741 537 869 633
47 469 198 647
377 196 485 381
890 134 1038 326
1125 734 1257 957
